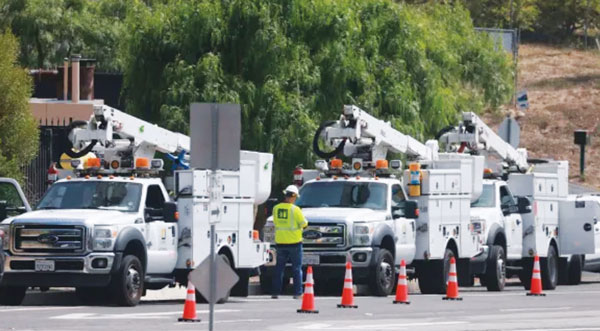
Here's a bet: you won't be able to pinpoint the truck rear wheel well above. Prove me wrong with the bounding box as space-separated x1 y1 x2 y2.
380 235 395 257
446 239 458 258
218 247 234 267
123 240 147 270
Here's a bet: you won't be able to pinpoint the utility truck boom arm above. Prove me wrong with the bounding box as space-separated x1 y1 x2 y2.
318 105 438 161
439 112 528 172
70 105 190 162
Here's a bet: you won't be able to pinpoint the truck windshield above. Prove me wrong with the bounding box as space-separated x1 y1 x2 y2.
471 184 495 208
37 181 142 212
296 181 387 210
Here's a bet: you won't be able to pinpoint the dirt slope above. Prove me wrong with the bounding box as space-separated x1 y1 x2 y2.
484 43 600 189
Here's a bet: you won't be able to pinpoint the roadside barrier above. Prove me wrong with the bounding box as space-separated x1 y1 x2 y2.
443 257 462 301
178 281 201 322
527 255 546 296
393 259 410 304
337 262 358 308
297 266 319 313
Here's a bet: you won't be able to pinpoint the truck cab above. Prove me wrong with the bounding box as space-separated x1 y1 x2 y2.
0 176 177 306
263 176 418 296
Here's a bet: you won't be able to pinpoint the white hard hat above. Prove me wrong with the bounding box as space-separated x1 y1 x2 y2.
283 185 300 197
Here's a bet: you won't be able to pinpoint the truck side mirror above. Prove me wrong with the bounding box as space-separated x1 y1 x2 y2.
0 201 6 220
144 207 163 222
404 200 419 219
163 202 178 223
517 197 532 214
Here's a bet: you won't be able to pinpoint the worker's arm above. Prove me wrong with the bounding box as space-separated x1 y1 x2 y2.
295 207 308 229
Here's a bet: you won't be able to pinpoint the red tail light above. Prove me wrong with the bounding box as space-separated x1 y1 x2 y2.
293 166 303 186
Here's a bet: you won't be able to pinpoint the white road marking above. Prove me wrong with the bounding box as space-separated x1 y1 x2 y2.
297 321 468 330
0 306 84 313
51 309 239 320
172 318 263 326
516 329 600 331
500 307 572 312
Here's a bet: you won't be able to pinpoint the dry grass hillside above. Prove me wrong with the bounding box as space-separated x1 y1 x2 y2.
484 44 600 189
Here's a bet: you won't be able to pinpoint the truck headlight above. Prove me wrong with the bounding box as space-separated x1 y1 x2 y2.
0 224 10 250
263 223 275 244
93 226 118 251
353 223 374 246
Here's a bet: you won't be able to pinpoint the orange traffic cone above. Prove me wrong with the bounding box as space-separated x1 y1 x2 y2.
393 259 410 304
337 262 358 308
527 255 546 296
178 281 201 322
297 266 319 314
442 257 462 301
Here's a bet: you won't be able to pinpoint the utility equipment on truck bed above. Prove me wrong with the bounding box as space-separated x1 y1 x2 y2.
0 105 272 306
262 105 485 295
439 112 595 291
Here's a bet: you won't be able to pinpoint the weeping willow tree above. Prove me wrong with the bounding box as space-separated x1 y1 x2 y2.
121 0 513 191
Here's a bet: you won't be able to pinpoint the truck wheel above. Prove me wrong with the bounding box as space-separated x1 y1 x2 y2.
417 249 453 294
567 255 583 285
541 245 558 290
368 248 395 296
111 255 144 306
485 245 506 291
0 286 26 306
259 273 272 294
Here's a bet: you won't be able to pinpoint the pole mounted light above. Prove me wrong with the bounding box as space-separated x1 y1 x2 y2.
574 130 590 178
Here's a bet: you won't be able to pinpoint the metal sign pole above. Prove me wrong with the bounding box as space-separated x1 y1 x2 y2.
209 105 219 331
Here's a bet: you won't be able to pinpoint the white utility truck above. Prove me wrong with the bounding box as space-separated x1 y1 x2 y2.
439 112 596 291
0 105 272 306
262 105 486 295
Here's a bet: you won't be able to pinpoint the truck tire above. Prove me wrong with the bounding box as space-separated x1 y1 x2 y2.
485 245 506 291
418 248 454 294
567 255 583 285
541 245 558 290
111 255 144 306
368 248 395 296
0 286 26 306
259 273 272 294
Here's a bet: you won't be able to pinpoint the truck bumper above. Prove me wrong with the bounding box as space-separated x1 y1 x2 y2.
262 246 378 284
1 252 121 288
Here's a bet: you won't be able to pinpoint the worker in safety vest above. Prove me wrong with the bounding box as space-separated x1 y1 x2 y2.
271 185 308 299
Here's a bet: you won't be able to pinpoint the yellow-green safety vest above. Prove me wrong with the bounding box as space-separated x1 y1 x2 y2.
272 203 308 244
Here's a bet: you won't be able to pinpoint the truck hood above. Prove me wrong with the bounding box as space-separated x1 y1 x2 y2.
5 209 139 226
301 207 387 224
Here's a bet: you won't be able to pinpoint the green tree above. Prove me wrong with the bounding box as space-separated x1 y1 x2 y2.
122 0 513 190
0 31 38 182
0 0 128 71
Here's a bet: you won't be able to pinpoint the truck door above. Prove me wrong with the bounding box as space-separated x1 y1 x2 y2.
499 185 523 258
0 178 31 220
558 198 596 255
144 184 178 274
391 184 416 265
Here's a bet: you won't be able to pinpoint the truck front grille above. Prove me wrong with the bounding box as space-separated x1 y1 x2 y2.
12 225 86 254
303 223 346 249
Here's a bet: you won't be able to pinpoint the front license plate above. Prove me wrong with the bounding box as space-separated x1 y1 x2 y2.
303 254 320 265
35 260 55 272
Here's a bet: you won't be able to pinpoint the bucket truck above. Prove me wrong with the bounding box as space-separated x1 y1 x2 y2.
0 105 272 306
262 105 485 295
439 112 596 291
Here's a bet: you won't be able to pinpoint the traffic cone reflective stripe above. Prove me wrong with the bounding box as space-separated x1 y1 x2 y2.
178 282 201 322
297 266 319 314
393 259 410 304
338 262 358 308
527 255 546 296
443 257 462 301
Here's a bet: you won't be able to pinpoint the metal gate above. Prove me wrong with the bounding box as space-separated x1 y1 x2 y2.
21 126 70 205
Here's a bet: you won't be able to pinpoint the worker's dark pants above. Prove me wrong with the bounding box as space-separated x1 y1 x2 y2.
272 242 303 296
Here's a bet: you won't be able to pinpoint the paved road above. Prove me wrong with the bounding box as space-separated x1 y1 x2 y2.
2 273 600 331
